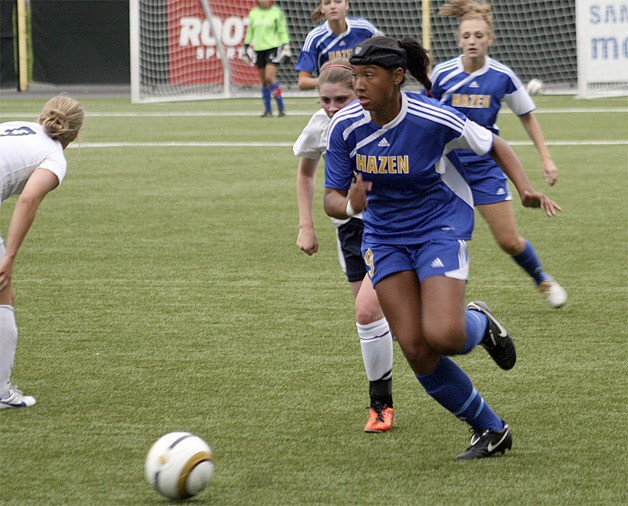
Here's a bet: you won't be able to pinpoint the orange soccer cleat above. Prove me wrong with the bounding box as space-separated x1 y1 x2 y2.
364 403 394 433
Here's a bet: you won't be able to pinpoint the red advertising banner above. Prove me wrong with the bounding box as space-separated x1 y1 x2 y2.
167 0 259 85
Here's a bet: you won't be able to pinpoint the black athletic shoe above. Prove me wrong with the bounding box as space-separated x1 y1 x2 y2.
467 301 516 370
260 110 273 118
455 423 513 460
278 109 286 117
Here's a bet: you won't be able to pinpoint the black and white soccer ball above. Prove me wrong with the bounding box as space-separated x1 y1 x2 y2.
145 432 214 500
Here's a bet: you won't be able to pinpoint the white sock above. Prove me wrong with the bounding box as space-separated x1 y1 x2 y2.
0 305 18 399
357 318 393 382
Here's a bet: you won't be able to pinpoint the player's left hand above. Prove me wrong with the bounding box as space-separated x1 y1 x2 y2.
241 44 253 65
542 158 559 186
521 190 562 217
347 173 371 215
279 44 292 64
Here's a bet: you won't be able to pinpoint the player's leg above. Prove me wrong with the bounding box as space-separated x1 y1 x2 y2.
373 240 511 460
417 276 512 460
265 54 285 116
257 52 272 117
477 201 567 308
355 277 394 433
337 219 394 432
0 239 35 409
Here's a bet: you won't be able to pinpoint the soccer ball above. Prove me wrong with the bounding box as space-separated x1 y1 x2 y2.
525 78 544 95
145 432 214 500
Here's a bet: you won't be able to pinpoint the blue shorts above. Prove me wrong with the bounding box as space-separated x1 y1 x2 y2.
362 239 469 286
463 157 512 205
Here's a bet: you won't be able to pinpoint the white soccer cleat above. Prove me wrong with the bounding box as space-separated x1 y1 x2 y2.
538 278 567 308
0 387 36 410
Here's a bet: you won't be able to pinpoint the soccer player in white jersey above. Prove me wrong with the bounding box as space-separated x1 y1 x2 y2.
295 0 381 90
294 59 394 432
429 0 567 308
324 36 561 459
0 96 84 410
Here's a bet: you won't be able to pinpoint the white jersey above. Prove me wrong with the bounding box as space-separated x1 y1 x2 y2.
293 108 362 225
0 122 67 205
293 108 330 160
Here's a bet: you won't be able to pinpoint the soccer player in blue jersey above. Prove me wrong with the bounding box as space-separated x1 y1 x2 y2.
295 59 395 432
324 36 561 459
429 0 567 308
295 0 381 90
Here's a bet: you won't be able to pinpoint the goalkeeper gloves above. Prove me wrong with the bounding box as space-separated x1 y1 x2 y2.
241 44 252 65
279 44 292 64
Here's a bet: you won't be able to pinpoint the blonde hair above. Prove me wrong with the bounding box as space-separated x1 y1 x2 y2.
311 3 324 23
38 96 84 145
440 0 493 28
311 0 348 23
317 58 353 90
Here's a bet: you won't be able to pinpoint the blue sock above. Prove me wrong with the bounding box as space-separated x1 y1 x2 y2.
512 240 548 285
262 87 272 112
416 356 503 432
461 309 487 354
269 82 285 111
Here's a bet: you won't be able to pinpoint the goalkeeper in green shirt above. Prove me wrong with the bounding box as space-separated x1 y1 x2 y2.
243 0 291 117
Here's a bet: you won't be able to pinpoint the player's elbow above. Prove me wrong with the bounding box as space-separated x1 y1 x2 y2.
297 74 316 91
323 189 342 219
297 80 313 91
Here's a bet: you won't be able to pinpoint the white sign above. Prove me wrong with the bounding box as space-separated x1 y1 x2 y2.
576 0 628 96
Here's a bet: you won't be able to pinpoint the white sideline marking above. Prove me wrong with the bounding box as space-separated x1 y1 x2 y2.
0 108 626 118
70 142 294 148
68 140 628 149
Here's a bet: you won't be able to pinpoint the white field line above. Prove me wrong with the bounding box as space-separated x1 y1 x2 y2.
0 108 626 118
68 139 628 149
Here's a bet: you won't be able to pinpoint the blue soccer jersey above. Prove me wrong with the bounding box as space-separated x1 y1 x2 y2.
430 56 535 165
324 92 494 245
296 18 380 76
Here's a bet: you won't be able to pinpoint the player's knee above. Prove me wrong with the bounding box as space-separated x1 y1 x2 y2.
423 322 465 355
0 285 15 306
354 295 383 325
497 235 525 256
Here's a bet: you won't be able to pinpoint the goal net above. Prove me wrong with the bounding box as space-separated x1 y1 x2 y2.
131 0 607 103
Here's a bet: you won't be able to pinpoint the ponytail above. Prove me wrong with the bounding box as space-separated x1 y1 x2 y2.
398 38 432 91
311 4 324 23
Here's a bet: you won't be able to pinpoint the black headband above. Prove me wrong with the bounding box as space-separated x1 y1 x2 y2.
349 44 407 69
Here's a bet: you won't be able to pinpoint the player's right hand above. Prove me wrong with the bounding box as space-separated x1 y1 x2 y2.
297 227 318 255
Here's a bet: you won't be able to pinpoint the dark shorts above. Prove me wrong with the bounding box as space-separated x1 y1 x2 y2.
336 218 366 283
254 47 281 68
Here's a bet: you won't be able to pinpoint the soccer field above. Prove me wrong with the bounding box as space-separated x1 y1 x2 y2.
0 94 626 504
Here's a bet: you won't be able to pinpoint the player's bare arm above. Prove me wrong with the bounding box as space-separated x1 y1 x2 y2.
0 169 59 292
489 136 561 217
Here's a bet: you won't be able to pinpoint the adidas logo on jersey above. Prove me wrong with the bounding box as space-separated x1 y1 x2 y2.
469 80 479 88
496 188 506 195
431 258 445 269
377 138 390 147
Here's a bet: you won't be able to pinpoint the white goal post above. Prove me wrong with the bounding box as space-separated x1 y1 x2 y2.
131 0 591 103
576 0 628 98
